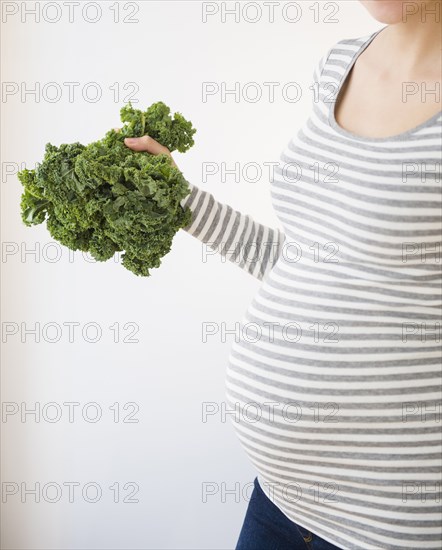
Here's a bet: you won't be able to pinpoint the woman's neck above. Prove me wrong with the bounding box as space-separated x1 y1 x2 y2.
380 3 442 74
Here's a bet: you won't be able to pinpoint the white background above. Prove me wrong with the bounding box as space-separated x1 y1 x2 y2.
1 1 381 548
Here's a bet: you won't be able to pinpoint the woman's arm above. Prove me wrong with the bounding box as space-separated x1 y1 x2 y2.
179 181 285 281
178 47 335 280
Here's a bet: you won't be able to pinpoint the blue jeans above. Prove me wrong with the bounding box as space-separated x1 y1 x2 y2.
235 477 343 550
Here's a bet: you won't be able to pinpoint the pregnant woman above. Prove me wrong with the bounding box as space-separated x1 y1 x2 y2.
125 1 442 548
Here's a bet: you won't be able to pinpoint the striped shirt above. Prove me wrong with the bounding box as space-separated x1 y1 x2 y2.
180 26 442 550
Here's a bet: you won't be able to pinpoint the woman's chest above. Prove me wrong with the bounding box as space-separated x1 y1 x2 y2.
269 124 441 268
333 62 441 140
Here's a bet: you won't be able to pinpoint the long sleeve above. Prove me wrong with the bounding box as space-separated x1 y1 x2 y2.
179 181 285 281
176 49 336 281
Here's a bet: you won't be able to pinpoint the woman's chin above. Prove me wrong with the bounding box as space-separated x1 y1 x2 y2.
360 0 413 24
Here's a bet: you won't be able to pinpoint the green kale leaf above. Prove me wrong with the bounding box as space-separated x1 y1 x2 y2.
18 102 196 276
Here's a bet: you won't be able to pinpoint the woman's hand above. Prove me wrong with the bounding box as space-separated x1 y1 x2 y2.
123 134 178 168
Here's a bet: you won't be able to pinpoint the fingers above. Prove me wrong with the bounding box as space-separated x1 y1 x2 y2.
124 135 169 155
123 135 178 169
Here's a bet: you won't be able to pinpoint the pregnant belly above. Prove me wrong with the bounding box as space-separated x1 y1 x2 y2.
224 274 442 524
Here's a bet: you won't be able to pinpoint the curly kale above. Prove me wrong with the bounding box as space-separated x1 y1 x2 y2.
18 102 196 276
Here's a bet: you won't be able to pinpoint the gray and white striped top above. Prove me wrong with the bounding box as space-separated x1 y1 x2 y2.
180 26 442 550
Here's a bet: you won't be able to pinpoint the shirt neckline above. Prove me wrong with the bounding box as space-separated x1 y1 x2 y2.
328 26 442 143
